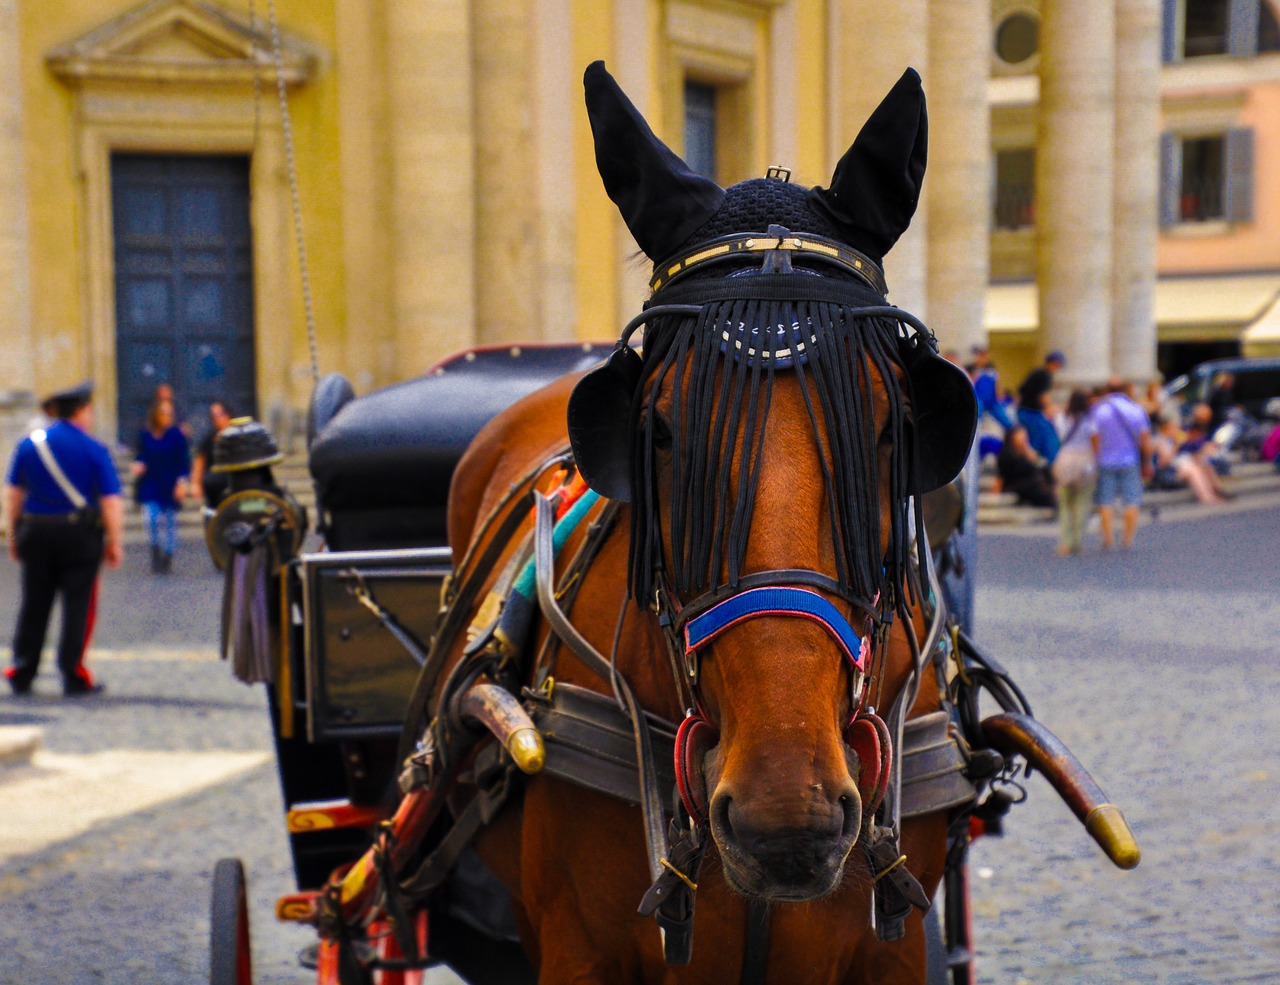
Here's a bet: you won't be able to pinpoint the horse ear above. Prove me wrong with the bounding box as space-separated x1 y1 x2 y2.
897 340 978 493
584 60 725 262
810 68 928 262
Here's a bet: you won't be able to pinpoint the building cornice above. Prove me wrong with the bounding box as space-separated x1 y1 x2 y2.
46 0 318 87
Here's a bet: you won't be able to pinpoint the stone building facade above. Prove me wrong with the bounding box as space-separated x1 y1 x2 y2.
0 0 1275 454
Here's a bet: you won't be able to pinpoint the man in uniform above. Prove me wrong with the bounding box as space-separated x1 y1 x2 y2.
4 381 124 695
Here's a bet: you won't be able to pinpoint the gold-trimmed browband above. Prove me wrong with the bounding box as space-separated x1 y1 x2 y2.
649 232 887 296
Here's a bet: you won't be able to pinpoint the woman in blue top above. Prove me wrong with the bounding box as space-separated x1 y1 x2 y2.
131 399 190 573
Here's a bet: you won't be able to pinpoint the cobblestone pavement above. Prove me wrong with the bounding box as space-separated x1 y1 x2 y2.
1 502 1278 983
967 502 1280 984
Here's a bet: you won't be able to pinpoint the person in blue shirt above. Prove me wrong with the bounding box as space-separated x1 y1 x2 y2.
968 344 1014 433
4 381 123 695
131 398 190 574
1017 350 1066 464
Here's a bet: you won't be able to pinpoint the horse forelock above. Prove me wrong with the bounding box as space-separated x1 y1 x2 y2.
628 292 914 613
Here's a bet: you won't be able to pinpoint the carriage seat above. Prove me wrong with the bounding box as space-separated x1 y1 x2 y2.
309 343 608 550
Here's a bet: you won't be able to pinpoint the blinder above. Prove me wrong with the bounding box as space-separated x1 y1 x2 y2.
567 304 701 503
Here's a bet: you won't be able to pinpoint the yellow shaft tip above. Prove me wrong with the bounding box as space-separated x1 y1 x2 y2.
1085 804 1141 870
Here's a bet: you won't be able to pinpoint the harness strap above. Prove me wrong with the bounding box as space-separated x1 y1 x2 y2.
534 500 624 684
672 568 878 625
399 744 516 900
683 586 869 672
741 900 772 985
397 449 569 766
532 492 670 889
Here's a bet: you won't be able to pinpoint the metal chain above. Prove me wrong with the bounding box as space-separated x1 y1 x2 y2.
265 0 321 385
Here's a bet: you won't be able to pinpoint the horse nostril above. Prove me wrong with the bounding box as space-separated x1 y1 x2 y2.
713 792 734 838
839 791 862 839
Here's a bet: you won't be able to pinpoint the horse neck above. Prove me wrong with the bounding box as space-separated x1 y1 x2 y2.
555 511 688 725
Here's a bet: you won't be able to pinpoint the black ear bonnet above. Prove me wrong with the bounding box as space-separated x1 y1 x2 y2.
569 61 977 605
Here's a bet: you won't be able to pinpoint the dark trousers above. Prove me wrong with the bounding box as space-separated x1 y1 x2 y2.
10 520 104 686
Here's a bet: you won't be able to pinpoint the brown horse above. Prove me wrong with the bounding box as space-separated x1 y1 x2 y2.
431 63 978 984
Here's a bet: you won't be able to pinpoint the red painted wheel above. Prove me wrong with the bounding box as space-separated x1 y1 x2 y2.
210 857 253 985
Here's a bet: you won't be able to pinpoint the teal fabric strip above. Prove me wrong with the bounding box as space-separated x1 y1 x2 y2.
513 489 601 599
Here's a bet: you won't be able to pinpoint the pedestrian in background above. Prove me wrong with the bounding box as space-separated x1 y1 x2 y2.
1206 372 1236 434
969 343 1015 432
4 381 123 696
996 426 1057 508
1017 350 1066 464
1052 389 1098 556
131 398 189 574
1151 414 1227 504
188 399 234 510
1092 377 1153 550
151 381 192 438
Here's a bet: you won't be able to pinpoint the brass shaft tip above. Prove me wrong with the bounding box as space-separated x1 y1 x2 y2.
507 727 546 774
1085 804 1141 870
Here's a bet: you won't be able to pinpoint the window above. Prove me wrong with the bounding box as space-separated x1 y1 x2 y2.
1261 0 1280 50
1159 129 1254 225
684 81 718 181
1185 0 1230 55
1179 137 1225 220
993 148 1036 230
994 11 1040 66
1162 0 1272 60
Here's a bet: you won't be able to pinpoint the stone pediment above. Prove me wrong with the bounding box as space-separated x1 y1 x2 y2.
47 0 317 85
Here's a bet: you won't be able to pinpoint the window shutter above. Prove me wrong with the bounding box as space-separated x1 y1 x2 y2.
1161 0 1181 62
1225 127 1255 223
1158 132 1181 226
1228 0 1260 56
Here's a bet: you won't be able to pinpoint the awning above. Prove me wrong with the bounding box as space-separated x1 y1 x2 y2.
987 273 1280 341
1242 291 1280 346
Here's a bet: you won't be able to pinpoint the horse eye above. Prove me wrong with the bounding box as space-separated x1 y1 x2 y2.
651 413 673 449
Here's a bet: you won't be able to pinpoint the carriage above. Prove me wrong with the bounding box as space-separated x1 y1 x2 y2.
206 63 1139 985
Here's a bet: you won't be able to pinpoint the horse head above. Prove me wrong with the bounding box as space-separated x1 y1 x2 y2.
569 62 976 903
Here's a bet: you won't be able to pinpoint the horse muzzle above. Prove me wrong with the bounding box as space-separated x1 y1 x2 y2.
704 750 862 902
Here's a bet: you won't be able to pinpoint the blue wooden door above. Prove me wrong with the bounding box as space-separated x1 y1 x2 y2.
112 154 256 444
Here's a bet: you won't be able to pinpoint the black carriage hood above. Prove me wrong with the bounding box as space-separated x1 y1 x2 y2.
309 345 606 521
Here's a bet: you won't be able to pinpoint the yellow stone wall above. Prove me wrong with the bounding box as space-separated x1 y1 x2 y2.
0 0 978 446
9 0 349 440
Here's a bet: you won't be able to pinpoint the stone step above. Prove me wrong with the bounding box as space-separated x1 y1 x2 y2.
976 459 1280 526
0 726 42 772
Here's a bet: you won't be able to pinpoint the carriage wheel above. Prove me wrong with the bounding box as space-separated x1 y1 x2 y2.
210 857 254 985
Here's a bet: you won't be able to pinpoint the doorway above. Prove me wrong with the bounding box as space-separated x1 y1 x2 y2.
111 154 256 445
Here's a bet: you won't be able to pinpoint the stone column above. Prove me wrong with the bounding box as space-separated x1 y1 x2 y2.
612 0 651 333
474 0 540 345
0 0 32 403
1036 0 1116 385
386 0 476 373
828 0 928 318
532 0 576 340
925 0 991 356
335 0 391 391
1111 0 1161 383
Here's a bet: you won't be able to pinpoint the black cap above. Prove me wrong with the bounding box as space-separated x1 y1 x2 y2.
41 380 93 417
211 417 284 473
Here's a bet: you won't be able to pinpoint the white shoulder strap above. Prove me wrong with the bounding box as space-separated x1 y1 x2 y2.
30 429 89 510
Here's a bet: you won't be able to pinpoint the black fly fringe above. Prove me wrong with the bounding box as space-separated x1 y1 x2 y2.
629 298 914 613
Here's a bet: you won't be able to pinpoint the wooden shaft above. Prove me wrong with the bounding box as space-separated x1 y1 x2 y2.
457 680 545 774
981 712 1140 870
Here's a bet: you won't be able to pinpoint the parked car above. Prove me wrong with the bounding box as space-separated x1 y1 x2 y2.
1160 356 1280 422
